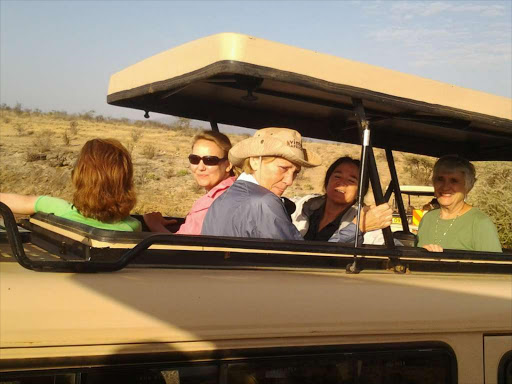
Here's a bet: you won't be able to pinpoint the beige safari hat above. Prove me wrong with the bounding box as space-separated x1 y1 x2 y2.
229 127 322 168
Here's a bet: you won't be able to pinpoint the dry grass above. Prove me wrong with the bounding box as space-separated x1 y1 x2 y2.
131 128 143 143
141 143 156 159
69 120 79 135
0 106 510 247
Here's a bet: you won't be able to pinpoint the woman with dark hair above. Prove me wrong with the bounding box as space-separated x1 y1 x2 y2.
417 155 502 252
292 156 392 243
0 138 140 231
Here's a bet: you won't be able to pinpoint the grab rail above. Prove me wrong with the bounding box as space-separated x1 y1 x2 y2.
1 202 511 274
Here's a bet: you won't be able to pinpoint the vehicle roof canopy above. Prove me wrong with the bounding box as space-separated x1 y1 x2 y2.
399 186 435 196
107 33 512 161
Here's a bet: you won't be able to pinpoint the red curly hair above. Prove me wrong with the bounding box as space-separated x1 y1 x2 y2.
72 138 136 223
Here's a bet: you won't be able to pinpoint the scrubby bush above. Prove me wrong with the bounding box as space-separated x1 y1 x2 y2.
14 123 26 136
13 102 23 116
146 172 159 181
79 110 95 121
134 166 161 185
32 130 53 153
404 155 435 185
47 151 73 168
173 117 196 135
49 110 70 120
470 163 512 249
126 141 135 155
69 120 79 135
131 128 143 143
165 168 175 178
62 130 71 146
142 143 156 159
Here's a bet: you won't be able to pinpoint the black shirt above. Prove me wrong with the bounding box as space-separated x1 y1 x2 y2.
304 203 353 241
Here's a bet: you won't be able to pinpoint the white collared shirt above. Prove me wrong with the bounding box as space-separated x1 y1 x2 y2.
237 172 259 185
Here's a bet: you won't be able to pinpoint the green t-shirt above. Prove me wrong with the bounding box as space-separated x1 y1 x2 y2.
34 196 141 232
416 207 502 252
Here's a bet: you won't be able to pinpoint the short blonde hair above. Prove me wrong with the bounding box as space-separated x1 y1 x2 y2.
192 130 232 156
241 156 277 174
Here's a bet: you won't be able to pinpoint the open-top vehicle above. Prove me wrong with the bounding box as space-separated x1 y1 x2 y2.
1 33 511 384
390 185 435 233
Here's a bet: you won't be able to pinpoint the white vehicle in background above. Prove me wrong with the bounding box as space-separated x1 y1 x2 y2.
1 33 511 384
390 185 435 233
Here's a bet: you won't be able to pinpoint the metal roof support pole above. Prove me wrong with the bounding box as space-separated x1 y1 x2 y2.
350 99 395 259
384 183 394 202
210 121 220 132
346 99 370 273
385 148 411 234
351 99 371 252
366 144 396 248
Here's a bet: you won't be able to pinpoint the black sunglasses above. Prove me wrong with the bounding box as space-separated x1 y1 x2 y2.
188 154 227 166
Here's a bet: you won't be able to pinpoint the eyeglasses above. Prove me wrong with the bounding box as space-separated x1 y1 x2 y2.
188 154 227 166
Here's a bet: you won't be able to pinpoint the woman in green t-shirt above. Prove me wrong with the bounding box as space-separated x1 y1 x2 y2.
0 138 140 232
416 155 501 252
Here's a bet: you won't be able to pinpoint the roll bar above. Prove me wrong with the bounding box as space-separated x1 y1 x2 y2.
1 202 511 274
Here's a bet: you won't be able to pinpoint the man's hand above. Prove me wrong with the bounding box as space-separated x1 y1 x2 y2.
423 244 444 252
356 203 393 232
143 212 177 233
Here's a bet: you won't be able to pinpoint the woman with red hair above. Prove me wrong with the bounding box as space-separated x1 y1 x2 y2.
0 138 140 231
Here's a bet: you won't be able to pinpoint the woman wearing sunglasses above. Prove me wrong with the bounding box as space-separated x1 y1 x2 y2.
143 131 236 235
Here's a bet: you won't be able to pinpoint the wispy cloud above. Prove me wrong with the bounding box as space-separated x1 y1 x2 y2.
411 41 512 68
364 1 511 69
385 1 506 19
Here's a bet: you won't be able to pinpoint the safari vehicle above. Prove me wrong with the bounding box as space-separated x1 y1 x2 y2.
1 33 512 384
390 185 435 233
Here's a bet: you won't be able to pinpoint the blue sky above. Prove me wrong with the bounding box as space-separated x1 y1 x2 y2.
1 0 511 121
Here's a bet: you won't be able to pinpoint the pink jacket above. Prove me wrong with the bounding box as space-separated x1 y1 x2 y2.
176 176 236 235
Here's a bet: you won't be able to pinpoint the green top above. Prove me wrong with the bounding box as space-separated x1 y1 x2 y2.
35 196 141 232
416 207 502 252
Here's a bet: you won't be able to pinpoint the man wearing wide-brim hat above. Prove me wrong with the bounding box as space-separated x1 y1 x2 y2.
202 127 320 240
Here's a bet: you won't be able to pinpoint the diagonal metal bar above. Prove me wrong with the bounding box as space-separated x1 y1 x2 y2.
386 148 410 234
353 99 395 249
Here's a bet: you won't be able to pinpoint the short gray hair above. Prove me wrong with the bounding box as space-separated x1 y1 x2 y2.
433 155 476 193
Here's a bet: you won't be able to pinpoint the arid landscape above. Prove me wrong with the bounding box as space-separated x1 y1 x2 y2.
1 104 511 248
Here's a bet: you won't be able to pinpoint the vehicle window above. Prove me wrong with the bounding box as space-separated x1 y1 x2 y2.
0 346 455 384
227 349 454 384
499 351 512 384
84 364 218 384
0 365 218 384
0 373 76 384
